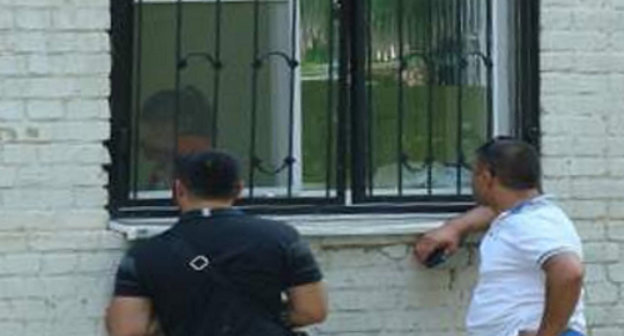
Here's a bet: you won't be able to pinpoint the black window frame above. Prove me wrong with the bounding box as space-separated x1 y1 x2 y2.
108 0 540 218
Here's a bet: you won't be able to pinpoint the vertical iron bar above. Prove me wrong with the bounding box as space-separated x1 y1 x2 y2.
438 0 443 82
446 0 453 84
110 0 135 210
366 0 374 196
286 0 299 198
476 0 483 84
439 0 445 84
249 0 261 199
396 0 405 196
211 0 223 148
518 0 527 139
173 0 183 197
518 0 541 149
455 0 464 195
485 0 493 139
426 0 434 195
131 0 143 199
336 0 349 202
325 0 336 199
514 0 521 139
529 0 541 150
350 0 367 202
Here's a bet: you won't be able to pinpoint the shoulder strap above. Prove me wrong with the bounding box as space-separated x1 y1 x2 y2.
161 231 278 318
161 231 296 336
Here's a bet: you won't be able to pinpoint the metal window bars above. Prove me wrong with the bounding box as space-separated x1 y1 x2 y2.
108 0 539 217
361 0 492 204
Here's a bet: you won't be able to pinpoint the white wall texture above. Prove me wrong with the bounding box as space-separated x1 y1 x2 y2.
538 0 624 335
0 0 124 335
0 0 622 335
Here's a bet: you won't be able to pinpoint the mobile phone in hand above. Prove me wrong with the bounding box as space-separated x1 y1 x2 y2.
425 248 447 268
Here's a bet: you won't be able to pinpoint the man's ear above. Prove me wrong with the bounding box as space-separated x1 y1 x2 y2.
487 172 501 190
174 179 186 201
234 180 244 200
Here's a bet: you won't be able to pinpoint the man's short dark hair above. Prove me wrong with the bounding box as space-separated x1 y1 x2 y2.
141 86 212 136
175 151 241 199
475 137 541 190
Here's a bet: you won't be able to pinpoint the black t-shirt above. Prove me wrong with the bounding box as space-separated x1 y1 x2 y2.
113 208 322 335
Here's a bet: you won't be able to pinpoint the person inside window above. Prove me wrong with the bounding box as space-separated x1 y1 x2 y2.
137 86 213 191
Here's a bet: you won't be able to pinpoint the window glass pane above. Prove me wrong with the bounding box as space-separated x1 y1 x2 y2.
130 0 337 200
368 0 489 196
301 0 338 193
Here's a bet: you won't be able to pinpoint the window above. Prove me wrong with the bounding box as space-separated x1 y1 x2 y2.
109 0 539 217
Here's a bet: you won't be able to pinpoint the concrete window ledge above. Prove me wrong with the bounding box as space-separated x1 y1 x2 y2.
110 213 454 245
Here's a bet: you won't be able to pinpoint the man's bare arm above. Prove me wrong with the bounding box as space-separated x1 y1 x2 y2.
535 253 584 336
106 297 155 336
448 205 497 234
286 281 328 327
414 206 496 263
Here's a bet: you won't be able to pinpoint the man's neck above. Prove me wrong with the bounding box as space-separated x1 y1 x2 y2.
492 189 541 214
180 199 234 213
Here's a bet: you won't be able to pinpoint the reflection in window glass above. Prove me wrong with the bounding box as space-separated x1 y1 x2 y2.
130 0 337 199
129 0 500 200
368 0 489 195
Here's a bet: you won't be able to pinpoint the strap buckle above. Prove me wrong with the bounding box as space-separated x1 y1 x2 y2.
189 255 210 271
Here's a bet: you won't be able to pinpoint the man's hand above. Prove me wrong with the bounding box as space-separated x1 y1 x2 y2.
414 206 497 265
414 224 462 264
414 206 496 264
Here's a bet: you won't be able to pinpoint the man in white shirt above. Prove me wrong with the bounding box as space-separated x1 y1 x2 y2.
415 137 586 336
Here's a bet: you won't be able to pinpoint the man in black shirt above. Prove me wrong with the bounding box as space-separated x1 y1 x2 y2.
107 151 328 336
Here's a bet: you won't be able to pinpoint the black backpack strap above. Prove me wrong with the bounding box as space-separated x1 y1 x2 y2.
164 230 251 276
161 231 286 334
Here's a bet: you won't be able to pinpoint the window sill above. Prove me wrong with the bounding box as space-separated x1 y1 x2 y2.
109 213 454 242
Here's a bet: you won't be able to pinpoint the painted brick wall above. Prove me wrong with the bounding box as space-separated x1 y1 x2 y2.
0 1 125 335
308 237 478 336
0 0 622 335
540 0 624 335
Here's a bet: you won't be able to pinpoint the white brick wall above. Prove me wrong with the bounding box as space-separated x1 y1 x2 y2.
0 0 622 336
539 0 624 335
307 240 478 335
0 1 122 335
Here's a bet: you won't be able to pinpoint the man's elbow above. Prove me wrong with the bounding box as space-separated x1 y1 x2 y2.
308 304 329 324
545 254 585 286
562 262 584 286
287 281 329 326
294 304 328 325
106 309 150 336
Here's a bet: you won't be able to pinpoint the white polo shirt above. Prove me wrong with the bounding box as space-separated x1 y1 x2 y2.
466 195 586 336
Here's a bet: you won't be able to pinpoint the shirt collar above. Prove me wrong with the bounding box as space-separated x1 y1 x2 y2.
179 207 244 222
492 194 554 225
